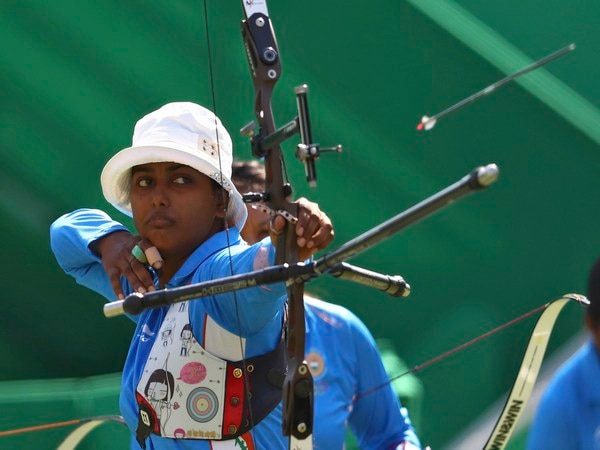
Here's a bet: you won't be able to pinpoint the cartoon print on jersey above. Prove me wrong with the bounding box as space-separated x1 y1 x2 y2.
180 323 193 356
186 386 219 423
177 361 207 384
161 316 176 347
144 364 175 435
136 302 230 439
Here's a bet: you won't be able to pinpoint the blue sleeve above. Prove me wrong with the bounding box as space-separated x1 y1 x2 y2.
49 208 130 301
526 370 577 450
189 238 287 338
346 314 421 449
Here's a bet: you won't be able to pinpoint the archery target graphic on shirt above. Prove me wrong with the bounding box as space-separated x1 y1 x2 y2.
136 302 229 439
187 387 219 422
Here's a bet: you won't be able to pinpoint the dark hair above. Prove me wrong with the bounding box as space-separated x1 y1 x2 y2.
587 257 600 325
144 369 175 400
180 323 192 337
231 160 265 193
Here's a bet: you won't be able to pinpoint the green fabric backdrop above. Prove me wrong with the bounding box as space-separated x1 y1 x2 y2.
1 0 598 448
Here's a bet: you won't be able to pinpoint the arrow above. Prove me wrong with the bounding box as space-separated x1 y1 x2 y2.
417 43 575 131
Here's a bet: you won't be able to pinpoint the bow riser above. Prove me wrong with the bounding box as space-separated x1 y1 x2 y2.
241 2 314 444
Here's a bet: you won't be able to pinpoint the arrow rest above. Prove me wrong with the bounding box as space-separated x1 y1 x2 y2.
240 83 342 188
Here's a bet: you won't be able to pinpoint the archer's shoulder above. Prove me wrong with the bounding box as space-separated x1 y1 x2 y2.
541 341 595 405
50 208 126 245
51 208 115 226
554 341 595 380
304 295 367 331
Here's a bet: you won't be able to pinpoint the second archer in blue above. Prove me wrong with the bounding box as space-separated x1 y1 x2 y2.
232 161 422 450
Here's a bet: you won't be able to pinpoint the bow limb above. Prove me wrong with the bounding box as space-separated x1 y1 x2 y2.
0 415 126 450
483 293 588 449
56 416 126 450
241 2 314 446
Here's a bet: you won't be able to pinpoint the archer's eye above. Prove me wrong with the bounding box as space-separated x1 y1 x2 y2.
173 176 191 185
136 177 152 187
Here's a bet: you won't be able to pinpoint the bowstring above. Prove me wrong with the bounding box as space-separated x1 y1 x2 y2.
201 0 255 429
351 303 549 405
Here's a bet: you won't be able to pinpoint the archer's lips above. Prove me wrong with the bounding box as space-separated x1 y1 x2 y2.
146 214 175 228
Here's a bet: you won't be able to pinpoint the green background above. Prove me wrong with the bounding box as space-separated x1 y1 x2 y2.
1 0 598 448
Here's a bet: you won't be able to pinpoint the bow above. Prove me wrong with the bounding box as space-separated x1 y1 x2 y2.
239 2 315 447
101 162 500 447
97 3 524 449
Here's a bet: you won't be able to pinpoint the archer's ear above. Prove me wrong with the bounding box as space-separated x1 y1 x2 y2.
214 188 229 219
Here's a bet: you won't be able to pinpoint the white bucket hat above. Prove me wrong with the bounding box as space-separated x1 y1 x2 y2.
101 102 247 229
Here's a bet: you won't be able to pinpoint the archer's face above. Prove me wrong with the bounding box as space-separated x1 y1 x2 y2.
130 162 226 259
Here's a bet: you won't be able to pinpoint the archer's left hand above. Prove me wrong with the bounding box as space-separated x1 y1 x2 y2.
269 197 334 260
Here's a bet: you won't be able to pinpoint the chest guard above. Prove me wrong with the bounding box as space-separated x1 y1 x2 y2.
134 301 286 448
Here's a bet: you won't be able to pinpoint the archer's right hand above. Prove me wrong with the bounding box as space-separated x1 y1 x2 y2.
90 231 157 299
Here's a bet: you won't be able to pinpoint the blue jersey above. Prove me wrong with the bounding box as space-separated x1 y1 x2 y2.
526 340 600 450
51 209 420 449
51 209 287 450
304 297 421 450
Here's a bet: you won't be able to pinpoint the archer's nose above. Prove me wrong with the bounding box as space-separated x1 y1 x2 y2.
151 187 170 208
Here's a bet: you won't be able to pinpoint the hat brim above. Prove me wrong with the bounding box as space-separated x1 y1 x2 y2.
100 144 247 230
